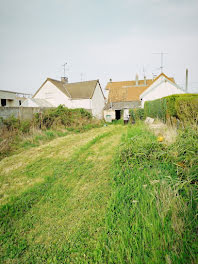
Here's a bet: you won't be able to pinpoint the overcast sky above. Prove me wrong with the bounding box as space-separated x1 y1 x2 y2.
0 0 198 94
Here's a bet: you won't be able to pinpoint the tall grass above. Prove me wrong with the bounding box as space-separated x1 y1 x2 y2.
93 123 197 263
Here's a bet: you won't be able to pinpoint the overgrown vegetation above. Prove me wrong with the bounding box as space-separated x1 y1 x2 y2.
93 124 197 263
129 108 145 122
0 105 103 160
0 123 197 263
144 93 198 125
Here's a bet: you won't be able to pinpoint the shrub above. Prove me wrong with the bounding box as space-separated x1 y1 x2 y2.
144 94 198 125
2 115 20 131
19 121 31 133
34 105 93 129
129 108 145 122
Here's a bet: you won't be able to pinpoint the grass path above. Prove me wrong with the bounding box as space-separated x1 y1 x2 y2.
0 125 126 263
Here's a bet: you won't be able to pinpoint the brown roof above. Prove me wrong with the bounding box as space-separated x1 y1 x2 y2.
106 73 175 103
34 79 104 99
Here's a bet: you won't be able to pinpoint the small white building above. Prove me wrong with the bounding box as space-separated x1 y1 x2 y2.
140 73 185 107
0 90 31 107
23 78 105 119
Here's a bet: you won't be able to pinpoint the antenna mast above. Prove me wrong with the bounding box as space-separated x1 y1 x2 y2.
62 62 67 77
153 51 168 73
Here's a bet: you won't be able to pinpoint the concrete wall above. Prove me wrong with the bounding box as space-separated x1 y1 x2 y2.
0 107 51 120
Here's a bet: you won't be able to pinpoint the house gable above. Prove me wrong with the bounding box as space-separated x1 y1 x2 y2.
33 80 72 107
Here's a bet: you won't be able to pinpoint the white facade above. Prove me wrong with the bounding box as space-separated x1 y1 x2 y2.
91 82 105 119
32 79 105 119
70 99 91 110
104 110 116 122
34 81 72 107
140 76 184 107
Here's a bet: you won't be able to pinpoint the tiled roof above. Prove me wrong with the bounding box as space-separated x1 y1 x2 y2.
34 79 103 99
106 73 175 103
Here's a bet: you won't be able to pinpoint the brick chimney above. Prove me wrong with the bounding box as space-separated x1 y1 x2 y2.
135 74 139 86
61 77 68 83
144 76 147 85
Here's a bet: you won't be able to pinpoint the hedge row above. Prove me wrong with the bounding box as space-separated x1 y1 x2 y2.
144 94 198 125
129 108 145 122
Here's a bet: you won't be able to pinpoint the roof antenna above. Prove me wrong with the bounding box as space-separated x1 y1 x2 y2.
152 51 168 73
80 73 83 82
62 62 67 77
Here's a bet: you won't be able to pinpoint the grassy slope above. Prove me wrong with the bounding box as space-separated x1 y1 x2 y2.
0 125 126 263
0 123 197 263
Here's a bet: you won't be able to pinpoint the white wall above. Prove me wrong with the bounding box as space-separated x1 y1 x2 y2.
34 81 72 107
71 99 91 110
104 109 115 121
141 80 184 107
91 82 105 119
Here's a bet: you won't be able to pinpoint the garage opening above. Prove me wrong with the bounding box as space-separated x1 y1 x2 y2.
115 110 121 120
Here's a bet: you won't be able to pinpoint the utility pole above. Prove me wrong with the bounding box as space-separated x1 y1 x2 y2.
153 51 168 73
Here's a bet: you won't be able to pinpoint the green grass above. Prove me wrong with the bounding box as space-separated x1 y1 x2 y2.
0 125 125 263
0 123 197 263
93 124 197 263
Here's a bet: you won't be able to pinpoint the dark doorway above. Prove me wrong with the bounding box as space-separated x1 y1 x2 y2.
115 110 121 120
1 99 6 106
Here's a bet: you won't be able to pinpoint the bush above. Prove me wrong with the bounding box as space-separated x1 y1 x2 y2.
129 108 145 122
144 94 198 125
19 121 31 133
34 105 93 129
2 115 20 131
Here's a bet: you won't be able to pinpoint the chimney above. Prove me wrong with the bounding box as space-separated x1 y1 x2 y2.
185 68 188 93
135 74 139 86
61 77 68 83
109 78 112 82
144 76 147 85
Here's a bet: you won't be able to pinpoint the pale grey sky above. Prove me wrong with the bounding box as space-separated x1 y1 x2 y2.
0 0 198 94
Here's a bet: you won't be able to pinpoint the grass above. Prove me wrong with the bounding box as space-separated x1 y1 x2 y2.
93 123 197 263
0 125 125 263
0 123 197 263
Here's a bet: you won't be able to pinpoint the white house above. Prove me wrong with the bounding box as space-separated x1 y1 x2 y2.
23 77 105 119
103 72 185 121
140 73 185 107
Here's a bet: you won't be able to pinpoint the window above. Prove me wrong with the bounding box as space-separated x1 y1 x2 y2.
19 100 21 106
1 99 6 106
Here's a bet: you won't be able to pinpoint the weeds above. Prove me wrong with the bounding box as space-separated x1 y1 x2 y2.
93 123 197 263
0 106 104 160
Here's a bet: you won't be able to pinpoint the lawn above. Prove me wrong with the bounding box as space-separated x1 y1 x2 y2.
0 123 197 263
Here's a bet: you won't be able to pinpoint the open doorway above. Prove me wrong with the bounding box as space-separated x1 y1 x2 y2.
115 110 121 120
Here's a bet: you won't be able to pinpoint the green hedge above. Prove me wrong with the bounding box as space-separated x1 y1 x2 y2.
144 94 198 125
130 108 145 122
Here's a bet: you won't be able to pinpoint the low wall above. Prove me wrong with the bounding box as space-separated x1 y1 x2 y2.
0 107 51 120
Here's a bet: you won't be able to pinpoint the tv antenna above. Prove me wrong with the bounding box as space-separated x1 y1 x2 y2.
62 62 67 77
153 51 167 73
80 73 83 81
